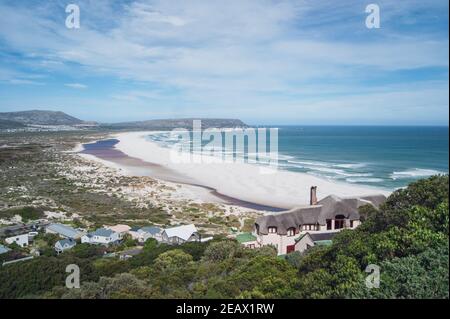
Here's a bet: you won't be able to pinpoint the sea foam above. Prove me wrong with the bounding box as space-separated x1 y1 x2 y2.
390 168 444 180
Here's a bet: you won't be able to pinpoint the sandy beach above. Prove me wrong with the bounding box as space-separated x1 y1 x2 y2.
79 131 391 210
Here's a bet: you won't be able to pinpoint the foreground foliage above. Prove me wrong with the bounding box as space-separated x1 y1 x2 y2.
0 175 448 299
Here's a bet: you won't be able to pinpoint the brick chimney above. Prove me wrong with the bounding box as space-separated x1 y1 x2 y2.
310 186 318 205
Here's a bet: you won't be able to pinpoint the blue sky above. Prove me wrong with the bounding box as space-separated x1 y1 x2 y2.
0 0 448 125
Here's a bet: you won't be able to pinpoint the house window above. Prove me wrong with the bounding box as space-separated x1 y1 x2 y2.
301 224 318 231
248 244 255 249
268 227 277 234
326 219 332 230
350 220 354 228
334 215 345 229
287 228 296 236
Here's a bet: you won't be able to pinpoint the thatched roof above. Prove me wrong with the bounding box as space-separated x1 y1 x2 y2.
255 194 386 235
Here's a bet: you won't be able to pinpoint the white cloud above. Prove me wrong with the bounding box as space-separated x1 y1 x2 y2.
0 0 448 123
65 83 88 89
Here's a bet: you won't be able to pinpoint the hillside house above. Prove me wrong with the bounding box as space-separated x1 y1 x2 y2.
161 224 200 244
81 228 120 245
293 231 338 253
252 187 386 255
5 233 29 247
55 238 76 254
104 224 131 239
130 226 162 243
46 223 85 239
236 233 260 249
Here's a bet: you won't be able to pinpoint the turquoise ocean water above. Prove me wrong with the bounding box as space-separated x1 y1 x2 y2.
146 126 449 190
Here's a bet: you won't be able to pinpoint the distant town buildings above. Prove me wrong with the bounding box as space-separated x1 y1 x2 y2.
55 238 76 254
129 226 162 243
105 224 131 237
5 233 29 248
81 228 121 245
46 223 85 239
161 224 200 244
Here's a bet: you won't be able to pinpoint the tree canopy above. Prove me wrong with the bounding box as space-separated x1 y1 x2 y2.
1 175 448 299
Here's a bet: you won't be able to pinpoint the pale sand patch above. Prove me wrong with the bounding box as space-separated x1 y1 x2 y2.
112 131 391 209
77 149 229 205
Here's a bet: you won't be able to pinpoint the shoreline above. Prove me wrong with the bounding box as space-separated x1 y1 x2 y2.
77 131 391 210
78 138 284 212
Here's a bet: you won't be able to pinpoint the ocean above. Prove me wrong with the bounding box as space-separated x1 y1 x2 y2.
146 126 449 190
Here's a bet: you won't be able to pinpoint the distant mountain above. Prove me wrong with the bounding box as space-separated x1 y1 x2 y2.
0 110 89 126
0 119 26 129
102 118 248 130
0 110 246 130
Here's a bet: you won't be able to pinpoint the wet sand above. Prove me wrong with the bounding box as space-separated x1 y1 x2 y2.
80 139 284 212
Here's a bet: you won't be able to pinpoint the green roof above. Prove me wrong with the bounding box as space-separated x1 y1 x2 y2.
236 233 256 243
314 240 333 246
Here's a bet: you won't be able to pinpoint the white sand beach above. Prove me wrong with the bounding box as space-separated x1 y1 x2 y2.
106 131 391 209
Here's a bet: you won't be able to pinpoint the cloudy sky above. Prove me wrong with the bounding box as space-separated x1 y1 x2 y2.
0 0 448 124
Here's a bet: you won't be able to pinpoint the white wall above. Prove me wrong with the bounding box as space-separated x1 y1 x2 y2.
92 232 120 244
81 235 91 244
258 233 297 255
294 235 315 253
5 234 29 247
81 231 120 245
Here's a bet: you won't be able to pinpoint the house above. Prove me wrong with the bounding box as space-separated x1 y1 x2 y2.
0 244 11 255
252 186 386 255
235 233 260 249
161 224 200 244
130 226 163 243
55 238 76 254
104 224 131 239
46 223 84 239
5 233 29 247
294 231 338 254
129 227 141 240
81 228 120 245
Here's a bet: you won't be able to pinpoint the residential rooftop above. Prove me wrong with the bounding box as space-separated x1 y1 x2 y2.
163 224 197 241
47 223 84 239
56 238 76 247
256 194 386 235
0 244 11 254
236 233 257 243
91 228 115 237
140 226 162 235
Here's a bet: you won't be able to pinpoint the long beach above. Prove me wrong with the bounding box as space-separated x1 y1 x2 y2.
80 131 391 210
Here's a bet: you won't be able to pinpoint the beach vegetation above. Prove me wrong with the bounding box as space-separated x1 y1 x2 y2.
0 132 447 299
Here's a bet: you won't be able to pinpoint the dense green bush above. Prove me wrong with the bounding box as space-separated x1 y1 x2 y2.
1 175 448 299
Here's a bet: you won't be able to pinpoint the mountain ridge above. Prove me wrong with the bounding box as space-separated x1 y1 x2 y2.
0 110 86 126
0 110 248 129
102 118 248 130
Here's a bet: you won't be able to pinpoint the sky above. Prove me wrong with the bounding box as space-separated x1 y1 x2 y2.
0 0 448 125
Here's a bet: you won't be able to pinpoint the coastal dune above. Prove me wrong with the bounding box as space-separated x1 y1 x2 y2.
112 132 391 209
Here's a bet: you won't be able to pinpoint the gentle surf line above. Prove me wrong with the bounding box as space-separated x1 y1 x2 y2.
108 132 392 209
80 138 284 212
